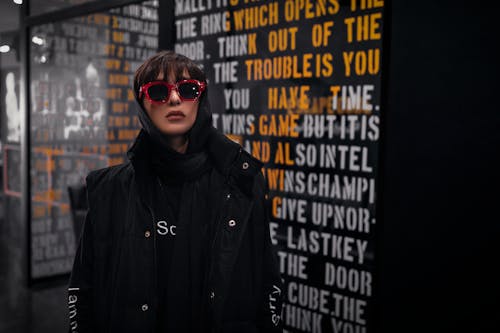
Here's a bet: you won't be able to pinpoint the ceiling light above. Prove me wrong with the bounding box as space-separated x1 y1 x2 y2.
13 0 23 5
0 45 11 53
32 36 44 45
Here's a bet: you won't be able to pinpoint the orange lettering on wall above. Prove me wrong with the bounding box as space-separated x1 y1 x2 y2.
251 141 271 162
264 167 284 191
272 196 282 218
274 142 294 166
258 114 299 137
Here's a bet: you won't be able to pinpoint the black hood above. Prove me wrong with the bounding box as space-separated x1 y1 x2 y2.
127 88 260 188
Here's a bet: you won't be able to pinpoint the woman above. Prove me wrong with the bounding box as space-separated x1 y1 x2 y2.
68 51 283 332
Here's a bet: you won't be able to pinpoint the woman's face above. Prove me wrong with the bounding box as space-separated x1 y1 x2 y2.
142 70 199 137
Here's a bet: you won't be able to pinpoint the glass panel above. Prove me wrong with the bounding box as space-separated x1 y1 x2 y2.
29 1 159 279
30 0 96 16
0 0 20 32
0 0 22 307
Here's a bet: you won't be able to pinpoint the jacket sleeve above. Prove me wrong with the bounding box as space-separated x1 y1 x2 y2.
257 174 284 332
67 182 94 332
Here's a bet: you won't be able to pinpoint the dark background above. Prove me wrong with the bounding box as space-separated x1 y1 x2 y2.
1 0 499 332
377 1 498 332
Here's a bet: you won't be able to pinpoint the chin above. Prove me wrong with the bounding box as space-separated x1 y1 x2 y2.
158 126 190 137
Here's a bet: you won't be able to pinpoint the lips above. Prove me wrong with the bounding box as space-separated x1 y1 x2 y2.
166 111 185 119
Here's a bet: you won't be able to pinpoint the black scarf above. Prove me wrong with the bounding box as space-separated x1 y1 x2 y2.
133 93 216 332
136 92 214 155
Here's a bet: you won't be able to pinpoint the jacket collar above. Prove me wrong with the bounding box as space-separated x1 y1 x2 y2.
127 128 264 197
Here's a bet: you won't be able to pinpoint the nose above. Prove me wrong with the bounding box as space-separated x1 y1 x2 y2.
168 87 182 105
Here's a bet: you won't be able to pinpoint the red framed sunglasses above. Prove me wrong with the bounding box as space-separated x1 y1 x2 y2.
139 79 206 104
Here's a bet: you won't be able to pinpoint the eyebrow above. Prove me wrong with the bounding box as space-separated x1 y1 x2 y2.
151 78 190 83
157 76 190 80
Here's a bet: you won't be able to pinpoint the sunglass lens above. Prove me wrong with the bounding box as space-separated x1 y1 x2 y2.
178 82 200 100
147 84 169 101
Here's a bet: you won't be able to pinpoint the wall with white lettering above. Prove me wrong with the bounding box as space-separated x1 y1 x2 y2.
174 0 385 331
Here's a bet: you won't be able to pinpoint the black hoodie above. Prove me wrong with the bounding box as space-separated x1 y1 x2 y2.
133 92 219 332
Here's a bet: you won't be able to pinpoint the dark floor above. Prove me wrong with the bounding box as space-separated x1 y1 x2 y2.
0 276 68 333
0 253 69 333
0 197 68 333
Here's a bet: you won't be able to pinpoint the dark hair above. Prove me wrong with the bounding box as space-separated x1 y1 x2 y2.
133 50 207 104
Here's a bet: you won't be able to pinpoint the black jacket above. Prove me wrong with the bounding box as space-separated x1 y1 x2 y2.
67 129 283 333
